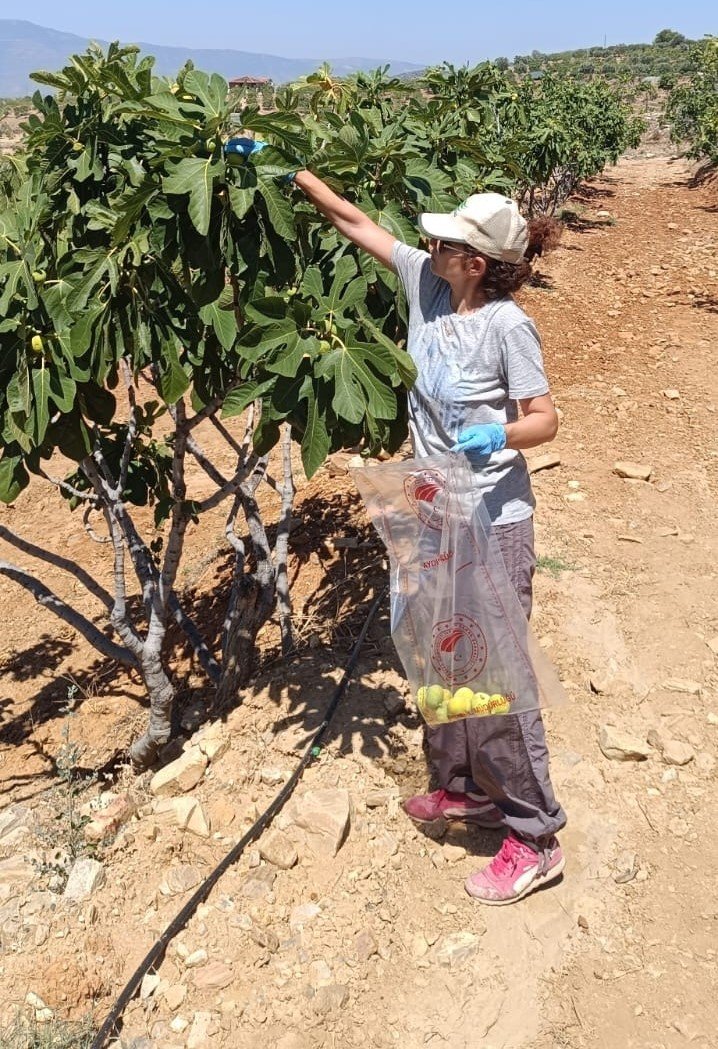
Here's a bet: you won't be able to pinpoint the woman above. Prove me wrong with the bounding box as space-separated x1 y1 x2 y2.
227 140 566 904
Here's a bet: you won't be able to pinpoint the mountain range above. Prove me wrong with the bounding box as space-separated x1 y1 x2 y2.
0 20 423 97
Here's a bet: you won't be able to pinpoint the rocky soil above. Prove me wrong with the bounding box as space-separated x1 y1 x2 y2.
1 152 717 1049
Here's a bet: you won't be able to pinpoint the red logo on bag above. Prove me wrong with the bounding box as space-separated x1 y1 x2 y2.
431 613 487 686
404 469 446 530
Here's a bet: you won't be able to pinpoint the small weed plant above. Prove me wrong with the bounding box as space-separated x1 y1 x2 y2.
536 554 575 576
0 1014 95 1049
32 687 96 891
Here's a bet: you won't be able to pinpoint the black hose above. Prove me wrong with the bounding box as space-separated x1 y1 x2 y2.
91 585 387 1049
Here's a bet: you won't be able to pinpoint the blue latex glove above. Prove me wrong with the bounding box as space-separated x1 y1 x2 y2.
451 423 507 456
224 136 268 159
224 137 295 183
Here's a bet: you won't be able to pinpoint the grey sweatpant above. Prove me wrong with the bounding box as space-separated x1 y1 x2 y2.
426 517 566 847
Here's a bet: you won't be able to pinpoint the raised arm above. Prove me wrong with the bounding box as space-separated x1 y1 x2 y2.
292 170 398 269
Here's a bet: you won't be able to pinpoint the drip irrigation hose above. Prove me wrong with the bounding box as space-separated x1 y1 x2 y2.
91 585 387 1049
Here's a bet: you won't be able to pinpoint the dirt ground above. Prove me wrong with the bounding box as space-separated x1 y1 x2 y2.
1 151 717 1049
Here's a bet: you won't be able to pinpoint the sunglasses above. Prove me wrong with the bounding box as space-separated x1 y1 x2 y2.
430 238 476 257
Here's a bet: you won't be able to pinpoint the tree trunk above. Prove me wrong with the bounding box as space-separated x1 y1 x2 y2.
215 570 275 710
128 642 176 768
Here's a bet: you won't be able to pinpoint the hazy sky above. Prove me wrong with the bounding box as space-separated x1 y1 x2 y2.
3 1 715 65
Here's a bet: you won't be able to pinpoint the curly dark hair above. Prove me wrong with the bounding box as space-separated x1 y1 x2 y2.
477 217 563 300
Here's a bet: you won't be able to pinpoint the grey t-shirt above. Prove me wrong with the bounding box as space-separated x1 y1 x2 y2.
391 241 550 525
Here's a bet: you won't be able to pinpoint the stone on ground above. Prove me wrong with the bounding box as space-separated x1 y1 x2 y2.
82 792 135 843
247 921 280 953
661 740 695 766
434 930 485 968
613 461 653 481
191 961 233 990
663 678 702 695
162 984 187 1010
149 748 208 797
194 722 231 763
259 828 298 870
186 1011 218 1049
160 864 203 897
598 725 652 761
153 797 210 838
354 929 378 961
183 948 208 969
365 788 398 808
241 865 277 899
529 451 562 473
63 859 105 901
289 902 321 929
290 788 351 856
0 805 34 845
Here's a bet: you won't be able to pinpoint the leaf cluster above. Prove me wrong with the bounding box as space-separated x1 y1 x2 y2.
664 37 718 163
0 45 646 505
511 73 645 211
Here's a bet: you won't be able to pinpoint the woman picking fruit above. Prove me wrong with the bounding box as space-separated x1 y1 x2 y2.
227 137 567 905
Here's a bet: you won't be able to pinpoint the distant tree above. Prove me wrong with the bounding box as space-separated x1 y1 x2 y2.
654 29 687 48
665 36 718 162
495 57 509 71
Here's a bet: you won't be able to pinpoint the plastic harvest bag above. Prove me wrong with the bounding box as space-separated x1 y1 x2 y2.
352 453 566 725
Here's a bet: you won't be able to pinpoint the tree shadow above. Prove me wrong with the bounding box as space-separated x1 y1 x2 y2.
412 818 504 860
2 636 75 682
572 179 618 203
0 481 417 785
559 212 616 233
0 653 143 747
529 271 555 290
691 293 718 314
555 177 620 236
166 482 414 769
686 161 718 190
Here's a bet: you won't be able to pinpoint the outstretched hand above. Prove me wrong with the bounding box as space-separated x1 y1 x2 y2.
224 136 268 159
451 423 507 456
224 137 296 183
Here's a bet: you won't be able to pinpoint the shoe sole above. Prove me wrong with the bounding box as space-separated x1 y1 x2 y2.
465 855 566 906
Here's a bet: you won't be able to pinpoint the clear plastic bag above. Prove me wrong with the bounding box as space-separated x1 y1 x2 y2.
352 453 566 725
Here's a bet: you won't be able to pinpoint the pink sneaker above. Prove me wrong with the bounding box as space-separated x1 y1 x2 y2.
403 788 503 828
465 834 564 905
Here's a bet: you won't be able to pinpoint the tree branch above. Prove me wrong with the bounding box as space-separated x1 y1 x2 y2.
221 495 245 664
83 506 111 544
100 505 145 658
83 453 217 679
275 423 295 655
185 396 222 432
117 358 139 498
82 456 156 618
158 399 189 609
197 457 260 513
38 469 99 504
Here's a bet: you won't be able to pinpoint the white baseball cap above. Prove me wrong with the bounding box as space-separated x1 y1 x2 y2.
418 193 528 263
